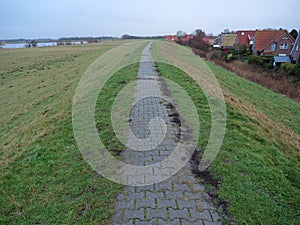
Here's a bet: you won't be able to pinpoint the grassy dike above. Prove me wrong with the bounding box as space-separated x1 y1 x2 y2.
156 61 300 225
0 42 140 224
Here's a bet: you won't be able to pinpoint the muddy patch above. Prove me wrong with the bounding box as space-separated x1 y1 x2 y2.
190 148 236 225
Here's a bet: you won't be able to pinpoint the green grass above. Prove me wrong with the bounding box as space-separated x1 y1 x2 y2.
95 63 139 155
157 62 300 225
0 41 138 224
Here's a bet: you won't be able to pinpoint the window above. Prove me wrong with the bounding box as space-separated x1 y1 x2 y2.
280 43 288 49
241 32 245 36
296 45 299 51
271 42 276 51
283 36 288 40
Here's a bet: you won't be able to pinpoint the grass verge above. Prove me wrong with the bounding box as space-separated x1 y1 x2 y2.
157 62 300 225
95 63 139 155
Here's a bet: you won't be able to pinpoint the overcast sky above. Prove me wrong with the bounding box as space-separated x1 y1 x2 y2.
1 0 299 39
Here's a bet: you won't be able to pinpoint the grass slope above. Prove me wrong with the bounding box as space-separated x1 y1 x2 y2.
157 61 300 225
95 63 139 156
0 42 136 224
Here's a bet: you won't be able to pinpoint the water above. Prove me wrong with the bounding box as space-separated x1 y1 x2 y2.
0 41 88 49
1 43 26 48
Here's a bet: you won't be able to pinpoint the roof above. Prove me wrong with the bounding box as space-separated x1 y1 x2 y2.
236 30 255 47
273 56 291 63
165 35 178 41
221 33 237 48
181 35 194 42
203 36 215 44
255 30 295 51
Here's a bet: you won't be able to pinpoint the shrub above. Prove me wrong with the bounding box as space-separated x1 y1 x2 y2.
226 53 234 62
248 56 273 68
234 44 247 56
206 49 223 60
281 63 296 75
248 55 264 65
192 48 206 57
191 31 209 53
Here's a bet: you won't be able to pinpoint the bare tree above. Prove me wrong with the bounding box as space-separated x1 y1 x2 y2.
191 30 209 52
176 30 186 37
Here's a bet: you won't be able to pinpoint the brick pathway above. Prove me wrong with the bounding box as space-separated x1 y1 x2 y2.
111 42 223 225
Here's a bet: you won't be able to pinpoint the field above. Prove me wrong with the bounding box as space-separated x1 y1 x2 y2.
1 40 300 224
0 42 138 224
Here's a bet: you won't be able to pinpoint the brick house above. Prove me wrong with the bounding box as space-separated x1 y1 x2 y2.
203 36 215 45
165 35 179 42
180 35 194 45
252 29 295 56
290 30 300 63
236 30 255 47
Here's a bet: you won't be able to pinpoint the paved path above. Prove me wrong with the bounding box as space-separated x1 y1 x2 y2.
111 42 223 225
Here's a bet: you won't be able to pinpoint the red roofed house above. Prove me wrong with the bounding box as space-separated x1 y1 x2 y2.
236 30 255 47
203 36 215 45
180 35 194 45
252 29 295 56
165 35 178 42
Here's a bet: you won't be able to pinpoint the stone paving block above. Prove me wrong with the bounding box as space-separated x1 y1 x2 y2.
155 181 173 192
112 220 134 225
185 175 200 183
145 160 157 166
203 222 223 225
169 208 189 219
152 155 168 162
156 199 177 209
136 185 154 193
145 191 164 200
116 193 126 201
146 208 167 220
176 199 197 209
181 218 204 225
158 218 181 225
115 199 135 210
194 201 217 210
144 150 160 157
135 219 157 225
190 210 212 222
192 183 206 192
184 192 203 201
172 183 190 192
127 191 145 201
136 198 156 209
124 208 145 221
123 186 135 194
143 156 153 162
165 191 184 200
